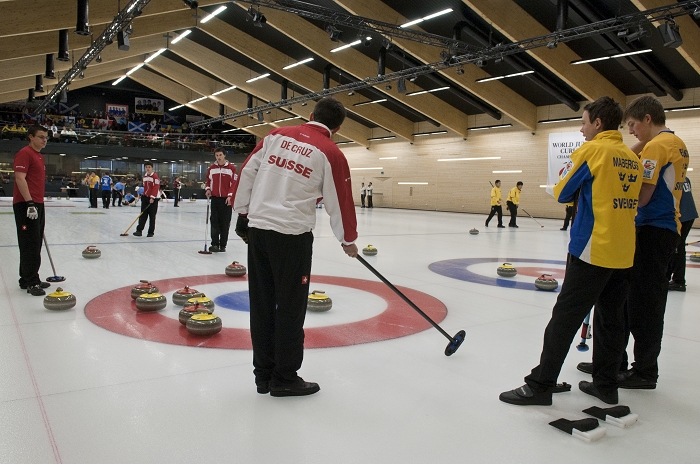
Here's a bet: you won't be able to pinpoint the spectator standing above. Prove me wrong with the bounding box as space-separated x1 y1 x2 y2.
360 182 366 208
205 148 237 252
506 182 523 228
173 176 181 207
13 125 51 296
367 182 374 208
667 177 697 291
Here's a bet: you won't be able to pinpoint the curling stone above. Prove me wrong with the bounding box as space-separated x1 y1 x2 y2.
307 290 332 312
469 228 479 235
535 274 559 291
186 296 215 311
690 252 700 263
82 245 101 259
43 287 77 311
362 245 378 256
172 285 204 306
178 302 213 325
225 261 247 277
186 313 222 336
497 263 517 277
131 280 159 300
135 290 167 312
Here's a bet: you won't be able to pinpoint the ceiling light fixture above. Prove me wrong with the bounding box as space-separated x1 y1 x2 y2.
125 63 144 75
169 104 185 111
182 0 198 9
538 117 580 124
353 98 387 107
246 73 270 83
412 130 448 137
144 48 167 63
211 85 237 96
350 167 384 170
282 57 313 70
397 182 429 185
272 116 301 123
437 156 502 162
331 40 361 53
571 49 652 65
405 86 449 96
171 30 191 44
476 70 534 83
367 136 396 141
399 8 452 28
326 24 342 42
468 124 512 131
246 6 266 27
187 96 207 104
201 5 226 23
493 170 523 173
379 156 397 160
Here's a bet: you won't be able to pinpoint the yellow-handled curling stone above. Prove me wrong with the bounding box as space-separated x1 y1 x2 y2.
307 290 332 312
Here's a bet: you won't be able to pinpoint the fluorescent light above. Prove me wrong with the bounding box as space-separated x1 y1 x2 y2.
171 30 191 44
571 48 652 65
493 170 522 173
336 141 355 145
437 157 501 162
398 182 428 185
246 73 270 83
468 124 512 131
412 130 447 137
353 99 387 107
169 104 184 111
126 63 144 75
222 128 238 133
367 136 396 141
331 40 361 53
399 8 452 28
211 85 237 96
538 117 579 124
272 116 301 123
688 167 694 171
379 157 397 160
187 96 207 104
283 58 314 70
112 75 127 86
666 106 700 112
200 5 226 23
406 86 449 96
476 70 534 83
351 167 383 170
243 123 268 128
144 48 167 63
539 185 551 188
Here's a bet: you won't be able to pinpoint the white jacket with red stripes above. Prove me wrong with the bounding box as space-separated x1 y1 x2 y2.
205 161 237 198
233 121 358 245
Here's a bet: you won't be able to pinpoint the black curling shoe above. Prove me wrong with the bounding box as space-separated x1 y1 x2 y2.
499 384 552 406
579 381 618 405
269 377 320 397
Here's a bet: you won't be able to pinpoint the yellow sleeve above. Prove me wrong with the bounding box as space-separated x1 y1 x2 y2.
639 141 668 186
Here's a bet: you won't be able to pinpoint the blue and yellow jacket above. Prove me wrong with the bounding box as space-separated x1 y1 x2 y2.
635 131 688 234
554 131 642 269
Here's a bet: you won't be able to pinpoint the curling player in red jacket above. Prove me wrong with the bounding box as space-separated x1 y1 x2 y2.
205 148 237 252
233 97 358 397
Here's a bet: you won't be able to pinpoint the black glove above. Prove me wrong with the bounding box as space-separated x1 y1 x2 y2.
235 215 249 244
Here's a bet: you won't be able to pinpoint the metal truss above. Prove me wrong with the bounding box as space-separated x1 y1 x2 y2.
190 0 700 128
36 0 152 114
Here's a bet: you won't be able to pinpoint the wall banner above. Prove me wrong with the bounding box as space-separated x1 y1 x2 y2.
135 98 164 115
546 132 584 197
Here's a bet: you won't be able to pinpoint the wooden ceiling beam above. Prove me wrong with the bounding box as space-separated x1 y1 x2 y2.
128 68 271 139
461 0 624 105
165 37 372 146
0 9 194 61
0 35 166 82
0 0 222 39
199 17 414 142
0 70 126 105
228 2 470 138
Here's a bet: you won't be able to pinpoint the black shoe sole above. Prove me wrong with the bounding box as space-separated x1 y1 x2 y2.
619 383 656 390
577 363 593 375
269 385 320 397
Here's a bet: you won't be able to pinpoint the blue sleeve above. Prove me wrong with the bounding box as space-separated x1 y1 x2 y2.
556 161 592 204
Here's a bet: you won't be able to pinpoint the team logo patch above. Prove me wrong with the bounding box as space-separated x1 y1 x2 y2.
301 275 309 284
642 159 657 179
559 160 574 179
21 225 27 231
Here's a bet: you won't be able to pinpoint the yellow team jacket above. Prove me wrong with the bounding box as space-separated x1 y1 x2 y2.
490 187 501 206
554 130 642 269
507 187 520 205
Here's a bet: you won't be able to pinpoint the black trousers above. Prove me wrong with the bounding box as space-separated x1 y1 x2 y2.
667 219 695 285
562 205 574 230
360 193 366 207
525 255 629 396
136 199 159 235
13 202 45 287
485 205 503 226
507 201 518 226
367 194 373 208
623 225 678 380
101 190 111 208
210 196 232 248
247 228 313 384
90 188 98 208
174 188 180 207
112 190 122 206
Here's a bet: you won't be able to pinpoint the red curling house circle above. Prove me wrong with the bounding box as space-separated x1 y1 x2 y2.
84 274 448 350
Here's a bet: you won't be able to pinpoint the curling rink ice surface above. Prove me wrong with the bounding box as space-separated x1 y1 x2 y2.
1 196 700 464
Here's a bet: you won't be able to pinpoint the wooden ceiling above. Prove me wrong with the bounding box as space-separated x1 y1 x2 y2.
2 0 699 146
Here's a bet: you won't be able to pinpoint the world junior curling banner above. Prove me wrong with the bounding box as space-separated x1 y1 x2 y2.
546 132 584 197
